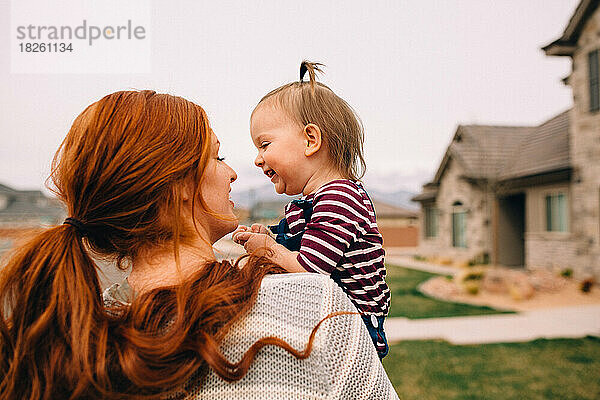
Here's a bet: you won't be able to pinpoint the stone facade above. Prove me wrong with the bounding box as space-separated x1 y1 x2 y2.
566 5 600 277
524 183 578 271
418 159 492 263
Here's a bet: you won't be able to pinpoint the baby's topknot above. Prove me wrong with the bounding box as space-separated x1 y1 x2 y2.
299 60 324 94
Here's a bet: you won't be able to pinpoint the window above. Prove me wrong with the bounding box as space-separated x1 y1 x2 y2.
424 207 438 238
451 201 467 248
590 49 599 112
545 193 567 232
452 211 467 248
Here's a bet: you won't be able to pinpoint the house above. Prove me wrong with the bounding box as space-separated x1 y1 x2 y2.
0 183 65 227
0 183 66 253
412 0 600 277
372 200 419 248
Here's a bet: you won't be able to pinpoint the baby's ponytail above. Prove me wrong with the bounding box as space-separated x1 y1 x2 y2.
299 60 324 94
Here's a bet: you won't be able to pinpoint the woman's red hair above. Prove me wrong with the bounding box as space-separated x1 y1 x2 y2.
0 91 337 399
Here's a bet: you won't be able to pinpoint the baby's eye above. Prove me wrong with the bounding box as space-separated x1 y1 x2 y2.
260 142 270 149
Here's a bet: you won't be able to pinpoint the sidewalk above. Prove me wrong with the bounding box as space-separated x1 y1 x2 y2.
383 254 600 344
384 304 600 345
385 254 461 276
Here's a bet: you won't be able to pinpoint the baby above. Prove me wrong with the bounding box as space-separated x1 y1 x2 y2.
233 61 390 358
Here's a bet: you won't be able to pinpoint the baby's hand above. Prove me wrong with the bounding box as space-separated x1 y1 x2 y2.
235 232 277 254
235 232 306 273
233 224 270 245
250 223 269 234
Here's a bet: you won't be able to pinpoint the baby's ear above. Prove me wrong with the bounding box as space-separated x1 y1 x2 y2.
303 123 322 157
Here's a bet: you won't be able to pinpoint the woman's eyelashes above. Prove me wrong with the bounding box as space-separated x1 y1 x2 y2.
217 156 225 161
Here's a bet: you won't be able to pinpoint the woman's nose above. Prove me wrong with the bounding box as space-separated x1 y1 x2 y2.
254 153 263 167
230 166 237 183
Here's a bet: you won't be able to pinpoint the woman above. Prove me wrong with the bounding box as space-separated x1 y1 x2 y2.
0 90 398 399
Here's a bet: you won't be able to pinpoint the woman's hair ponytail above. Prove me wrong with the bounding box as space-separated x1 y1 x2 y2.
0 224 106 399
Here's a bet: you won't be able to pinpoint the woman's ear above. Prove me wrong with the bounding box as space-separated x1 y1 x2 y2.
303 123 322 157
178 180 194 202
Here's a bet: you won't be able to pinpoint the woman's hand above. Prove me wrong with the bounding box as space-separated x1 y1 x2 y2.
232 225 250 244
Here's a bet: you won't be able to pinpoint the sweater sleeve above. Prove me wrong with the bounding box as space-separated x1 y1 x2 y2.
297 183 374 275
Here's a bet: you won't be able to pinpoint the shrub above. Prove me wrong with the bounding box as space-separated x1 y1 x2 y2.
464 281 480 295
454 267 485 295
439 257 454 266
560 268 573 278
580 278 595 293
468 252 490 266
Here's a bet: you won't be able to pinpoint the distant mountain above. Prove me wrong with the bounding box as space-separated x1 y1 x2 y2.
230 184 418 211
230 184 297 209
367 189 419 211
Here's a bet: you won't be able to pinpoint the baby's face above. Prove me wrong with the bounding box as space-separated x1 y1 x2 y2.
250 104 311 195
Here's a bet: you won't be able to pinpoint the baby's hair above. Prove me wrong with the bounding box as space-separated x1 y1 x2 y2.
254 60 366 181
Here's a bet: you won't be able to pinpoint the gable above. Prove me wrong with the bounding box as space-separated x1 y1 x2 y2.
543 0 600 56
432 124 533 184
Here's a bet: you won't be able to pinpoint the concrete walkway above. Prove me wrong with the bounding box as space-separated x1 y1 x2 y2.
375 258 599 346
384 304 600 345
383 255 600 344
385 254 461 276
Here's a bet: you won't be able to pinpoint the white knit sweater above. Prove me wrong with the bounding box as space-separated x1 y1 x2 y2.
104 273 400 399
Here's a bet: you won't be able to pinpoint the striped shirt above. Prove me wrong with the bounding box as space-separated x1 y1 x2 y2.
286 180 390 316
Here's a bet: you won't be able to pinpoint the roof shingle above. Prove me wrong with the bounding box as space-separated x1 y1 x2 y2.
429 109 570 187
500 110 570 180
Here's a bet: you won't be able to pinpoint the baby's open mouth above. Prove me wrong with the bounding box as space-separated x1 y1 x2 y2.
264 169 276 178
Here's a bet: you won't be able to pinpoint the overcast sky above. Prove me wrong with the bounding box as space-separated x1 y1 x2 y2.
0 0 578 195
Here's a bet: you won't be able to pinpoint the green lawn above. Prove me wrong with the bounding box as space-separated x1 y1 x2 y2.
383 337 600 400
386 264 513 319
